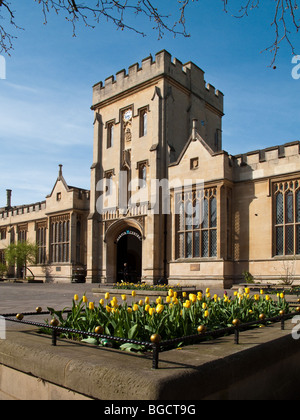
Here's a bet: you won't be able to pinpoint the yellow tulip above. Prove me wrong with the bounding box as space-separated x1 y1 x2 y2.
106 305 111 313
245 287 250 294
213 294 218 301
234 291 238 297
168 289 174 297
127 307 132 313
182 292 187 298
121 294 127 301
189 294 197 303
145 297 150 304
105 292 110 300
139 299 144 306
74 294 79 301
145 304 150 312
173 291 178 298
206 293 211 299
149 308 156 316
265 295 271 301
166 296 171 304
254 294 259 301
183 300 191 309
204 310 209 318
156 296 162 304
280 293 285 299
173 297 179 305
82 295 88 303
206 288 210 294
110 300 116 308
99 299 104 306
133 304 139 312
202 302 207 310
132 290 136 297
89 302 94 310
260 289 264 295
156 304 164 314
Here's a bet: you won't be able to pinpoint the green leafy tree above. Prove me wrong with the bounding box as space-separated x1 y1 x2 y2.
4 241 38 279
0 262 7 279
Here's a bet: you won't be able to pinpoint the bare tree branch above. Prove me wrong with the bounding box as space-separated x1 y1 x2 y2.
0 0 23 55
0 0 193 55
222 0 300 66
1 0 300 66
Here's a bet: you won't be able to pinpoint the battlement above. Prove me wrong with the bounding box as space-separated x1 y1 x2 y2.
0 201 46 222
233 141 300 167
231 141 300 182
92 50 224 113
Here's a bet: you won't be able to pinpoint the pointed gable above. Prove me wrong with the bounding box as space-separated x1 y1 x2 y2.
169 133 232 184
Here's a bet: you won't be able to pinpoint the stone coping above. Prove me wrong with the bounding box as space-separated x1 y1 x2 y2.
92 285 197 299
232 283 300 290
0 320 299 400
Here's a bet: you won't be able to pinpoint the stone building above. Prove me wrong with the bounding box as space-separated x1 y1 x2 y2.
0 166 89 282
0 50 299 287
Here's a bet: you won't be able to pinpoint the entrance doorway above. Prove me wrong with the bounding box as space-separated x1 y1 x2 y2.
116 229 142 283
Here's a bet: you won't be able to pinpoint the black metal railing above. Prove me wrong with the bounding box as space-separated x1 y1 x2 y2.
0 309 298 369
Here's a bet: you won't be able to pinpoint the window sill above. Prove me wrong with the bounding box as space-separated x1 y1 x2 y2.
171 257 221 263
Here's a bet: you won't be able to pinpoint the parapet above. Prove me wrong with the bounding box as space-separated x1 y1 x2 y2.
231 141 300 182
233 141 300 167
0 201 46 221
92 50 224 114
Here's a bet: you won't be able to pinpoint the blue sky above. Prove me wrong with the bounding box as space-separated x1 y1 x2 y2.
0 1 299 207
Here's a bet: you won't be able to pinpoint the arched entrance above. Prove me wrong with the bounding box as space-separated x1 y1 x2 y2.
116 228 142 283
104 219 143 284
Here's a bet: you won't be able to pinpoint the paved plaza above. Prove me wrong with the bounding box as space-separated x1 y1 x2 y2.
0 281 233 314
0 282 95 315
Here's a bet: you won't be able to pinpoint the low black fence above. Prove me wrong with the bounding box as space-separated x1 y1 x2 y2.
0 309 298 369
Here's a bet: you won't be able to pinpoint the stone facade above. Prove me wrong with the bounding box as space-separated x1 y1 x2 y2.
0 167 89 283
1 50 299 287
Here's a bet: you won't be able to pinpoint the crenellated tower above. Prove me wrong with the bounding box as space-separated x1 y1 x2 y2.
87 50 224 284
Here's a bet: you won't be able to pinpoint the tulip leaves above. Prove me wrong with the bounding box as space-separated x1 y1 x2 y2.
42 291 291 352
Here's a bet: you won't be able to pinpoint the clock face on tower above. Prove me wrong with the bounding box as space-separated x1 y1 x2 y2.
124 109 132 121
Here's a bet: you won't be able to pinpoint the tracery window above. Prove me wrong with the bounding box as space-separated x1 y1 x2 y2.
50 214 70 263
107 122 114 148
36 222 47 264
18 225 27 243
0 228 6 240
176 188 217 259
140 109 148 137
274 180 300 256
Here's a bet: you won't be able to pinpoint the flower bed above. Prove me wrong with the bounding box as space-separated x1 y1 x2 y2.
112 282 182 292
43 287 292 353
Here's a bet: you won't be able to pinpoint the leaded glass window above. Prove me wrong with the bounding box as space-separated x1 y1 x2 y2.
176 188 217 259
50 214 70 263
36 222 47 264
274 180 300 256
